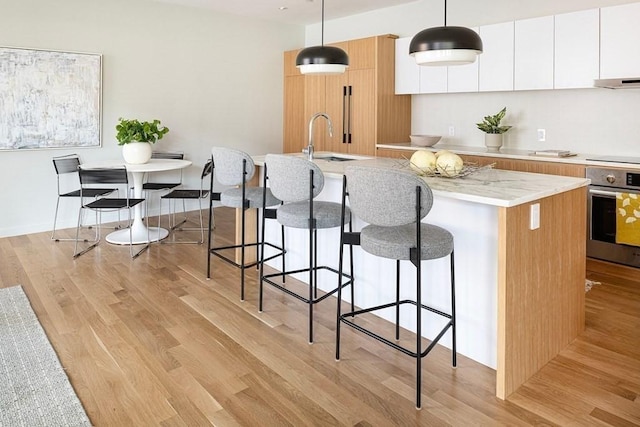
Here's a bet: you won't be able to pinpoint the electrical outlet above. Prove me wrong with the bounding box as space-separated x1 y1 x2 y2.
537 129 546 142
448 125 455 136
530 203 540 230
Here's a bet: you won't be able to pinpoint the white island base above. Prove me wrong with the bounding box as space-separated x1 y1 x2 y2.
254 155 588 399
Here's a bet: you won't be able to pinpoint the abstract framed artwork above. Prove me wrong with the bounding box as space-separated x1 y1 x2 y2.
0 46 102 150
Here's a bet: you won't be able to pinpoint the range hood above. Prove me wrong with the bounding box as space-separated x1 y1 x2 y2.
593 77 640 89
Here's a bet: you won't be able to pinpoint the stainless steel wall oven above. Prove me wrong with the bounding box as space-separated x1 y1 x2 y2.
587 166 640 268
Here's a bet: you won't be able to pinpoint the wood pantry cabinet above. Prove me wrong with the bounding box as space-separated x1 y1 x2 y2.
283 34 411 156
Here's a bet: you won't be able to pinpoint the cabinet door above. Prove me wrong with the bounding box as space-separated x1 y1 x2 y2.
324 73 349 153
600 2 640 78
419 66 448 94
395 37 419 94
283 74 305 153
447 27 480 93
554 9 600 89
283 50 304 154
347 69 376 156
345 38 375 70
514 16 554 90
304 75 328 150
479 22 514 92
284 49 300 77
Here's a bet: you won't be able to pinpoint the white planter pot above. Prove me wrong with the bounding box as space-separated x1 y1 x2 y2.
122 142 152 164
484 133 503 152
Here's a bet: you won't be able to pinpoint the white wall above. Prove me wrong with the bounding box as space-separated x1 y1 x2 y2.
0 0 303 237
308 0 640 156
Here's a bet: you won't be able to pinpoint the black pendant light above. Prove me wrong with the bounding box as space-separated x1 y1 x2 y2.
409 0 483 66
296 0 349 75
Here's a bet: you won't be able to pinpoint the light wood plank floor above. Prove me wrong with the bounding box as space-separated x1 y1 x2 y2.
0 208 638 426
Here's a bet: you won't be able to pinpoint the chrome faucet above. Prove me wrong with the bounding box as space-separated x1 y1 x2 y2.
303 113 333 160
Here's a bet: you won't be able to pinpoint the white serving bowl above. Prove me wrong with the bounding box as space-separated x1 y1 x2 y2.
410 135 442 147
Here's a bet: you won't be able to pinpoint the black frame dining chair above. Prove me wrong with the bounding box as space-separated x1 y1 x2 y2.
51 154 119 242
158 158 213 244
73 166 148 259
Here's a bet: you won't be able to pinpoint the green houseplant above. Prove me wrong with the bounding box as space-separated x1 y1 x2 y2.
115 118 169 164
476 107 512 151
115 118 169 145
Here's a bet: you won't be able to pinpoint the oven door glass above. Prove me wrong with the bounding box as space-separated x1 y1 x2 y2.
590 190 616 243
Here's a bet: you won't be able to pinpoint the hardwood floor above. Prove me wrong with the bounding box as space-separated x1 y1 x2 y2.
1 208 639 426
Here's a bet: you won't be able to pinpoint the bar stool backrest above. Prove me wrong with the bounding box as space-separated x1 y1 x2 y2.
211 147 256 186
345 165 433 227
265 154 324 203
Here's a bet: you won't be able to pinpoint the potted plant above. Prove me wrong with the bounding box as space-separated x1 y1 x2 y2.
116 118 170 164
476 107 512 152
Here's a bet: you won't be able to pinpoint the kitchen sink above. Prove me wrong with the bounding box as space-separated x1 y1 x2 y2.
315 155 357 162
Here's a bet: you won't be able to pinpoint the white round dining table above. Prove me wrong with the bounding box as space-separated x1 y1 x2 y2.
82 158 192 244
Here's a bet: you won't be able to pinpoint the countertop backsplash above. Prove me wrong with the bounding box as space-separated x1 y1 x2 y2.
410 88 640 158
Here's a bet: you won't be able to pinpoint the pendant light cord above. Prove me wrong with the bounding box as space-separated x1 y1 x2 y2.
321 0 325 46
444 0 447 26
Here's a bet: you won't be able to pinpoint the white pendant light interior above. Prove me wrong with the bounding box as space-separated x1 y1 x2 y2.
412 47 480 66
298 63 349 75
409 0 483 66
295 0 349 75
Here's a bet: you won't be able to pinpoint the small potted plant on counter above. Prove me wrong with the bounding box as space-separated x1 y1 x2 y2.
476 107 512 152
116 118 170 164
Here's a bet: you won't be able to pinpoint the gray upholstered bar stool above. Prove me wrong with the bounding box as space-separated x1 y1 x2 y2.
336 165 456 409
259 154 353 344
207 147 285 301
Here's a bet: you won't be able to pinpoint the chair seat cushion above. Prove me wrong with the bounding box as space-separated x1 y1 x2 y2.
221 187 280 208
162 189 208 200
361 223 453 261
64 188 115 198
143 182 181 190
85 198 145 209
277 201 350 229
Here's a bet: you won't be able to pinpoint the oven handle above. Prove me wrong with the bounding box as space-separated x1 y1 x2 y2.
589 188 640 197
589 188 619 197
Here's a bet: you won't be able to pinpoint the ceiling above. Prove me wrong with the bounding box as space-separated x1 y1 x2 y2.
150 0 419 25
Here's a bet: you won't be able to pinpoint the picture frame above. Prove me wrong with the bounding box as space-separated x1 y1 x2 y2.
0 46 102 151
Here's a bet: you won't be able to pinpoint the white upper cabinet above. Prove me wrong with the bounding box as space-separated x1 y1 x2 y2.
419 65 448 94
394 1 640 94
447 27 480 93
554 9 600 89
395 37 419 94
600 2 640 78
514 16 554 90
394 36 448 94
479 22 514 92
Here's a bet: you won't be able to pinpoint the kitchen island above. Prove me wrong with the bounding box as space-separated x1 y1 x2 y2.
249 154 589 399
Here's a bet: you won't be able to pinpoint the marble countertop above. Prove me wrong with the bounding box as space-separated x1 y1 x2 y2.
376 142 640 171
252 153 589 208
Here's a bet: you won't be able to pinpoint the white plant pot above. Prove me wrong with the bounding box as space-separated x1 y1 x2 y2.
122 142 152 164
484 133 503 152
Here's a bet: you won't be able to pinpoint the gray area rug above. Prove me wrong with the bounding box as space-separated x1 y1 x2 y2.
0 286 91 426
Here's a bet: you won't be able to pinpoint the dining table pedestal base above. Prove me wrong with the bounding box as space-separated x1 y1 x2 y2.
106 226 168 245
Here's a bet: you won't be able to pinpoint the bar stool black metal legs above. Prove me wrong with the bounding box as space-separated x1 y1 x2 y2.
207 147 285 301
258 154 353 344
336 165 456 409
